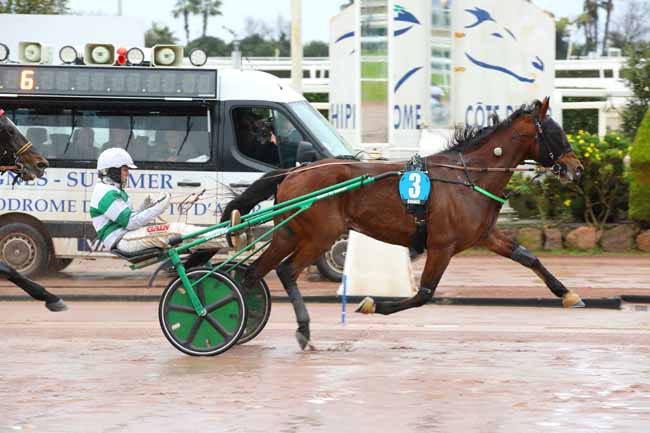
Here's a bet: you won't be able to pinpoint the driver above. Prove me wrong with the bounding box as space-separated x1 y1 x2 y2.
90 147 227 253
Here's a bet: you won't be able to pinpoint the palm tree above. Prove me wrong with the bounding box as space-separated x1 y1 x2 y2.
145 23 179 48
172 0 200 44
199 0 222 38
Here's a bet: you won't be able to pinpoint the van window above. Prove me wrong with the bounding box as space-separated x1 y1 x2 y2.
232 106 303 169
8 105 211 163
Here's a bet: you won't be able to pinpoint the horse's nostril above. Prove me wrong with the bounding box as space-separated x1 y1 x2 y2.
37 161 49 169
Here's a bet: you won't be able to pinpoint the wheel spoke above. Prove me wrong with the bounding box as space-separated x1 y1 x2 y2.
205 295 235 313
184 317 203 345
168 304 196 314
205 314 233 339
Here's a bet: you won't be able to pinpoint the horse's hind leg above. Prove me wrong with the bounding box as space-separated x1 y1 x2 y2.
481 229 584 307
277 239 335 350
357 247 453 315
0 262 68 311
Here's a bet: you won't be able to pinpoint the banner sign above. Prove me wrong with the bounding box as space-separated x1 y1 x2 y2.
329 4 360 147
452 1 555 127
388 0 432 147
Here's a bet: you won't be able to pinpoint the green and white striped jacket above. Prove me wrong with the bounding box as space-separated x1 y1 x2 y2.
90 180 167 250
90 181 133 249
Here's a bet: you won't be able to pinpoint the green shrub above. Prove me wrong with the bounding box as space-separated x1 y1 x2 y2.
630 109 650 223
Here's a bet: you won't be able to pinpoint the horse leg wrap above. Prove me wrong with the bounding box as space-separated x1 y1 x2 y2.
277 261 311 345
512 245 572 300
511 245 539 268
416 286 434 304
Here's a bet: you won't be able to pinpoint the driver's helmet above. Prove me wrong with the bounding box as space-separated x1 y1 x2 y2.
97 147 137 188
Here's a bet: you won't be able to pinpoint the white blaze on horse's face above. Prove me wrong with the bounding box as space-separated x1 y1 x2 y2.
461 7 544 84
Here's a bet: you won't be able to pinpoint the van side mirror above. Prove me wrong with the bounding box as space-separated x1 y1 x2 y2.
296 141 317 163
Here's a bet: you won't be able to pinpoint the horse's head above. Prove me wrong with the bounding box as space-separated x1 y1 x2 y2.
518 97 583 183
0 109 49 181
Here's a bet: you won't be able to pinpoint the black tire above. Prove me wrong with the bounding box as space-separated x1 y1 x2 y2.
217 262 272 345
0 223 49 277
159 269 247 357
48 258 73 273
316 235 348 282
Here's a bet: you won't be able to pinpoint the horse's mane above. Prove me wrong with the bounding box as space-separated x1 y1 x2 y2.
443 102 539 154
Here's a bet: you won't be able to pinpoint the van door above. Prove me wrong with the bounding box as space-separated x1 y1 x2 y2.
217 101 310 217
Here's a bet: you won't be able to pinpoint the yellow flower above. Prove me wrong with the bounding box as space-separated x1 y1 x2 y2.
583 152 589 158
618 150 624 156
616 136 621 140
578 130 585 135
579 139 585 144
564 199 572 207
596 155 601 161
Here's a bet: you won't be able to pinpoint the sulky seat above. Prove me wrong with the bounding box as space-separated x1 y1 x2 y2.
111 247 163 264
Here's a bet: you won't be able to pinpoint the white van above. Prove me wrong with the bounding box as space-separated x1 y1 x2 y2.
0 63 352 277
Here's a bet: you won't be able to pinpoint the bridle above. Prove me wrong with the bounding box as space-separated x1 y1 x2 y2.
0 108 34 177
533 116 570 175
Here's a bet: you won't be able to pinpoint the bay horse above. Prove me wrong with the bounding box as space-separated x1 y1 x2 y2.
223 97 584 349
0 109 67 311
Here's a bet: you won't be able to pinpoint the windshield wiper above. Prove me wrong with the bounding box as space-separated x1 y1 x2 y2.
177 117 193 156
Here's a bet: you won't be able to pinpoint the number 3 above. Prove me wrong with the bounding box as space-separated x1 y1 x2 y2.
408 172 421 199
20 70 34 90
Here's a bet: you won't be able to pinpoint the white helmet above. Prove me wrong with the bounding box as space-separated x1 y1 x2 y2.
97 147 137 171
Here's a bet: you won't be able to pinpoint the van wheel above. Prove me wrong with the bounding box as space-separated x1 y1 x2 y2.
0 223 49 277
315 235 347 282
49 258 73 273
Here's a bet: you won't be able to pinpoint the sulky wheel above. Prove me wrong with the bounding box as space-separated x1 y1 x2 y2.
158 269 247 356
218 262 272 345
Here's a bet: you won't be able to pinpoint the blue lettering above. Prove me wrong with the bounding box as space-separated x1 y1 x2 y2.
67 171 78 187
34 199 47 212
24 199 33 211
80 172 95 188
50 200 64 212
161 174 172 190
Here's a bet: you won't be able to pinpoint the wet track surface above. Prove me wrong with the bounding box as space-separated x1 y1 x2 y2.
1 302 650 433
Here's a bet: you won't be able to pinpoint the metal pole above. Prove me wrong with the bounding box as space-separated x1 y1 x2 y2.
291 0 303 93
117 0 123 16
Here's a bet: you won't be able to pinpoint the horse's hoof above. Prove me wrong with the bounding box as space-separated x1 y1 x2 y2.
295 331 316 351
355 297 376 314
562 292 584 308
46 299 68 312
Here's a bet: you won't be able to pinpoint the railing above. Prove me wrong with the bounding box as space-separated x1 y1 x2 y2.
206 56 633 137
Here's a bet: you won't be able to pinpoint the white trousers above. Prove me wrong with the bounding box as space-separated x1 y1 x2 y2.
115 222 227 253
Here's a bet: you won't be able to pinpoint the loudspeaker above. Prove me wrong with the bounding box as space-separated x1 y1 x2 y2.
18 41 52 64
84 43 115 65
151 45 183 67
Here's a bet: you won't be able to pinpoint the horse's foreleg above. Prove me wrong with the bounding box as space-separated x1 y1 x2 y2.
357 248 453 315
481 229 584 307
0 262 68 311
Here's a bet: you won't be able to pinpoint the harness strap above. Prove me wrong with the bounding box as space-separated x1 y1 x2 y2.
15 141 32 156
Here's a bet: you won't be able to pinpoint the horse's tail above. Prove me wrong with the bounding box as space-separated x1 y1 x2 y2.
220 168 290 223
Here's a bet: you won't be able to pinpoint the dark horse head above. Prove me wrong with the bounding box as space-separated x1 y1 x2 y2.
0 109 49 181
527 97 583 182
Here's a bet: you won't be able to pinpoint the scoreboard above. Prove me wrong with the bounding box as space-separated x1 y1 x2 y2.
0 65 217 99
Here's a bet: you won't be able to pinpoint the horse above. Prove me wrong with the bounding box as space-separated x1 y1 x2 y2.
222 97 584 349
0 109 67 312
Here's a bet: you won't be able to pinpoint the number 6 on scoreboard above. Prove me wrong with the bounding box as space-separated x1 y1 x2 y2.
20 70 34 90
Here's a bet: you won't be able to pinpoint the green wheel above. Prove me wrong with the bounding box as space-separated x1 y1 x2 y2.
158 269 247 356
218 262 272 344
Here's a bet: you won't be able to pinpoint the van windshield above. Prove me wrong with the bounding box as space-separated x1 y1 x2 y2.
289 101 353 157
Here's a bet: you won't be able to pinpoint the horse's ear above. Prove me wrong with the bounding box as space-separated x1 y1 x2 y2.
537 96 550 120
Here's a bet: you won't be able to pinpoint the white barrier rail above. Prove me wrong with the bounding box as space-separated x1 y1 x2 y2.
206 56 633 137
